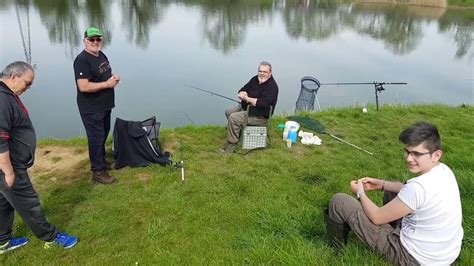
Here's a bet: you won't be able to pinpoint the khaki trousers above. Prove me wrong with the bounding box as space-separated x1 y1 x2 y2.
329 193 418 266
225 105 268 144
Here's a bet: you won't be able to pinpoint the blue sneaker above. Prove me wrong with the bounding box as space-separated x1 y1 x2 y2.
44 232 78 249
0 237 29 254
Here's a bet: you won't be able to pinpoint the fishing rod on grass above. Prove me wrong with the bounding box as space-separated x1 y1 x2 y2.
288 115 374 156
184 84 240 103
320 82 407 110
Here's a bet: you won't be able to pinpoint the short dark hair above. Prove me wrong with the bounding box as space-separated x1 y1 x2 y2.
399 122 441 152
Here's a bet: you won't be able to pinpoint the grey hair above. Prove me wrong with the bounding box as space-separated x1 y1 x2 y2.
259 61 272 71
1 61 34 78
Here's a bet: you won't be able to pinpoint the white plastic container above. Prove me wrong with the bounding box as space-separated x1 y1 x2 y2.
283 121 300 140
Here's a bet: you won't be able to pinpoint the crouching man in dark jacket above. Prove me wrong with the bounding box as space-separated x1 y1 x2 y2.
0 61 78 254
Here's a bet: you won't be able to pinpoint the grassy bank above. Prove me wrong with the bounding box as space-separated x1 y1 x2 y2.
1 104 473 265
449 0 474 7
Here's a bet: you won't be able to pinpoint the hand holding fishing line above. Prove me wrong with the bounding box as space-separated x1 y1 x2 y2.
107 74 121 88
350 180 366 194
238 91 247 101
358 177 384 191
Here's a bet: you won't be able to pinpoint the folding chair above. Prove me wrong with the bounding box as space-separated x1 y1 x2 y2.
241 106 273 150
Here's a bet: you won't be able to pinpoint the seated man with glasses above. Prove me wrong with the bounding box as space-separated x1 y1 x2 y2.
73 27 121 184
221 61 278 153
324 122 463 265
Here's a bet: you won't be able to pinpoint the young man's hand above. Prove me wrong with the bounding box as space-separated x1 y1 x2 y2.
350 179 365 194
360 177 384 191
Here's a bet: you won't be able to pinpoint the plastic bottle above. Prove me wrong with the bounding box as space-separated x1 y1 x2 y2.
288 126 297 143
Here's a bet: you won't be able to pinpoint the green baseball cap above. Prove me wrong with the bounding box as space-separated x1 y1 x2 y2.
84 27 103 38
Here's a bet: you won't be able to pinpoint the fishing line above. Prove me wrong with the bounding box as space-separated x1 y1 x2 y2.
184 84 239 103
184 112 195 125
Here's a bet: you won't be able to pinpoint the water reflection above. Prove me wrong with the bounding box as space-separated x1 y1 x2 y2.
120 0 168 48
350 3 423 55
5 0 472 60
200 3 249 54
2 0 471 138
281 1 343 41
13 0 33 64
33 0 83 59
438 9 474 59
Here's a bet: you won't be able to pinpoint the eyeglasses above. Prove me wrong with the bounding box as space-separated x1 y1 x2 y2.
87 37 102 43
404 148 430 158
19 77 33 87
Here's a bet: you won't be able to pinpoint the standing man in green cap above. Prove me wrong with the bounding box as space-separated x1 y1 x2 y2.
73 27 121 184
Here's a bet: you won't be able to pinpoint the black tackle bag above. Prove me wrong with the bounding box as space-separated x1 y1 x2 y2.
112 116 171 169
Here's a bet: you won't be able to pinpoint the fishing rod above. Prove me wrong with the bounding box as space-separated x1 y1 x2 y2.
320 82 407 86
184 84 239 103
288 116 374 156
320 82 407 110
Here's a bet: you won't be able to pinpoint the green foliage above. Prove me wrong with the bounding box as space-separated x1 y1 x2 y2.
1 104 472 264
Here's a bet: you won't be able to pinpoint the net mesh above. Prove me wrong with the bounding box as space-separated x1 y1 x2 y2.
287 116 326 134
295 76 321 112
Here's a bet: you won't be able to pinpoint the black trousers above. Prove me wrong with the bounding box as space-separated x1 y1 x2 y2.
80 110 111 172
0 172 57 244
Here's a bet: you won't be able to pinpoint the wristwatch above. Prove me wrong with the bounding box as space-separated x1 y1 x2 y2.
356 190 365 200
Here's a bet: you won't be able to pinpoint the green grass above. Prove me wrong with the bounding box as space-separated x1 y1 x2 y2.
1 104 473 265
449 0 474 7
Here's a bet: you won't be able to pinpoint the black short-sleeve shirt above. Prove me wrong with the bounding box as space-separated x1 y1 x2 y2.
73 50 115 113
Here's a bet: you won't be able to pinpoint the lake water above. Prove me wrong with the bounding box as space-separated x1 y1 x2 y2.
1 0 472 139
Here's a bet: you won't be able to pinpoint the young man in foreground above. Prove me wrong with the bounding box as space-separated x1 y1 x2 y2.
324 122 463 265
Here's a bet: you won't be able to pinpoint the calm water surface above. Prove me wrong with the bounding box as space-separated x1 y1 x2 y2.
0 0 472 138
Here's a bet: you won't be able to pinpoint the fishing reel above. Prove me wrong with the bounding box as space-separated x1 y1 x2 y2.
373 82 386 111
173 160 185 182
174 160 183 169
374 82 385 93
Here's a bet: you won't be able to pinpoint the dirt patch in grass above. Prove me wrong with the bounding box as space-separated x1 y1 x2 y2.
29 146 89 179
137 173 152 182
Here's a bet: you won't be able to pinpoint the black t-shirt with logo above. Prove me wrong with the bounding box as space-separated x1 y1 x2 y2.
73 50 115 113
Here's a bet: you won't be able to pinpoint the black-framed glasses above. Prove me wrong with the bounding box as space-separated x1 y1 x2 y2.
87 37 102 43
19 77 33 87
404 148 430 158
